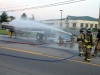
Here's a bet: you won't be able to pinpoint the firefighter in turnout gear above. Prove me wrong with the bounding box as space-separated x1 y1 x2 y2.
77 28 85 56
7 29 11 37
59 36 64 44
92 29 100 57
84 28 94 62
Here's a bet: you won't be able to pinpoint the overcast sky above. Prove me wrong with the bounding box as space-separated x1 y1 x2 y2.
0 0 99 20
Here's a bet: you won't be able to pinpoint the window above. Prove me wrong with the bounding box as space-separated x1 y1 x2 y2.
80 23 83 28
95 24 98 28
66 17 69 22
56 23 58 25
66 23 69 28
51 23 54 25
86 23 88 27
60 23 62 27
49 23 54 25
73 23 76 27
90 24 93 28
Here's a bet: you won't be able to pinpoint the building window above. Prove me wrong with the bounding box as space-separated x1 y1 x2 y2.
80 23 83 28
66 23 69 28
86 23 88 28
49 23 54 25
73 23 76 27
95 24 98 28
51 23 54 25
56 23 58 25
66 17 69 23
60 23 62 27
90 24 93 28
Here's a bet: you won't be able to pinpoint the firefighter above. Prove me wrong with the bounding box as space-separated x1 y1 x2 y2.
84 28 94 62
8 26 14 38
36 32 43 40
77 28 85 56
7 29 11 37
59 36 64 44
70 32 75 45
92 29 100 57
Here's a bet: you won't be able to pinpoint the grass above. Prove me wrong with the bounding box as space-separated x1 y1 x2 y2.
0 29 97 42
92 30 98 32
0 29 8 35
0 29 37 38
20 32 37 38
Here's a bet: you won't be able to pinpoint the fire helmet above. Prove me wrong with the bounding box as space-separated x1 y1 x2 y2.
79 28 84 32
86 28 91 33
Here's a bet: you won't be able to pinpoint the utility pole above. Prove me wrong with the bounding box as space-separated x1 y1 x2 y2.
98 4 100 29
60 10 62 28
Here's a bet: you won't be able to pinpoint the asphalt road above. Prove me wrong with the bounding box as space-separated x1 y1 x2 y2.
0 47 100 75
0 34 100 75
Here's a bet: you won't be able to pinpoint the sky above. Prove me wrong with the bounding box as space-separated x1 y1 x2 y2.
0 0 99 20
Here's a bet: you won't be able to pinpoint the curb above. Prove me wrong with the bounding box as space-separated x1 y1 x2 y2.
1 40 45 46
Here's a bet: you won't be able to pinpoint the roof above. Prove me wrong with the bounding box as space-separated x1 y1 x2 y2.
44 16 99 21
67 15 99 21
44 18 65 21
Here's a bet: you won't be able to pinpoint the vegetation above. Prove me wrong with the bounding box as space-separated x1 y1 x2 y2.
0 29 8 35
9 16 15 20
31 14 35 20
0 11 15 23
92 28 98 32
21 13 27 19
0 29 37 38
0 11 8 22
80 28 98 32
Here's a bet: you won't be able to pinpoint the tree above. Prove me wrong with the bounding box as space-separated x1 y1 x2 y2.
31 14 35 20
21 13 27 19
9 16 15 20
0 11 8 22
0 16 1 22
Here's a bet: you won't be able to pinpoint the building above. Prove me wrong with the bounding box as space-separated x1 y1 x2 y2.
43 18 66 29
43 15 99 30
43 18 66 28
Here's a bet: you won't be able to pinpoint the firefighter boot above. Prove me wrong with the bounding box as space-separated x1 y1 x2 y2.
92 54 97 57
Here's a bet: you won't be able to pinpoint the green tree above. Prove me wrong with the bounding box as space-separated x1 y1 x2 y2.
9 16 15 20
21 13 27 19
0 11 8 22
0 16 1 22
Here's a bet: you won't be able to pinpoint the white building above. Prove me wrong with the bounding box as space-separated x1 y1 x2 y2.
43 15 99 30
43 18 66 29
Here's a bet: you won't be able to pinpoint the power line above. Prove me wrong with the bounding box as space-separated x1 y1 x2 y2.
0 0 59 9
0 0 38 6
0 0 85 12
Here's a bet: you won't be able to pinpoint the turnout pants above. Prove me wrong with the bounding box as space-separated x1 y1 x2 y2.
94 42 100 55
78 42 84 54
85 48 92 60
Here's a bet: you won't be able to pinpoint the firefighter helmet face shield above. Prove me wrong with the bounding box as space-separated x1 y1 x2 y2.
79 29 84 32
86 28 91 33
